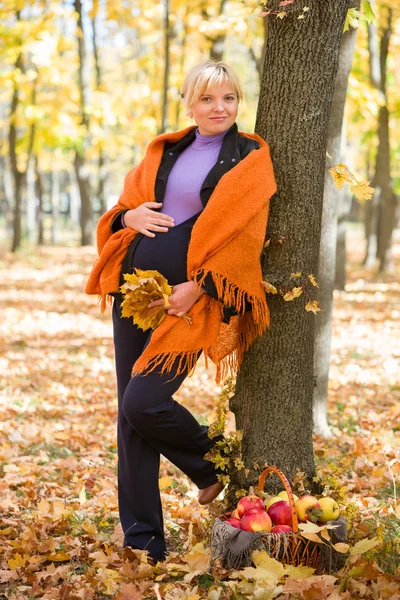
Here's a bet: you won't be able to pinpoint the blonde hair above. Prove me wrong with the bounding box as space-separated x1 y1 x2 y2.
180 60 243 114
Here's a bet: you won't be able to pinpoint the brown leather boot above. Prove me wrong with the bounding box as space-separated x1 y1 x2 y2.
198 481 225 505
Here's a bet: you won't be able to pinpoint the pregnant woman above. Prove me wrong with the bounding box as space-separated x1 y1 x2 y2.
86 60 276 563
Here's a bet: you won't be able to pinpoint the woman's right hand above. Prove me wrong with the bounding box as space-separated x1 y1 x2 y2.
124 202 174 238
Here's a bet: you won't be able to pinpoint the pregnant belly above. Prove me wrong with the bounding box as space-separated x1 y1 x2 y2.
130 216 198 286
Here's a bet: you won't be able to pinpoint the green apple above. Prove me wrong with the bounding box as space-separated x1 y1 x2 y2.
277 490 299 504
318 497 340 522
266 496 283 510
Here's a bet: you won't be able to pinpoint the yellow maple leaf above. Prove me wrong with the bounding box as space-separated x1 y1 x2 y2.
290 272 302 279
183 542 211 572
277 11 286 18
305 300 321 314
262 280 278 294
349 536 380 556
350 179 374 202
120 269 173 332
8 553 28 569
283 564 315 578
328 163 354 189
308 274 318 287
46 551 72 562
283 287 303 301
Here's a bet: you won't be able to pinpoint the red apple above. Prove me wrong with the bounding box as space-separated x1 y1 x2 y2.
240 509 272 533
267 500 293 526
237 492 264 518
271 524 293 534
295 495 322 522
231 508 240 520
225 517 242 529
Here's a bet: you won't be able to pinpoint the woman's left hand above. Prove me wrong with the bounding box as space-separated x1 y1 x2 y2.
148 281 205 318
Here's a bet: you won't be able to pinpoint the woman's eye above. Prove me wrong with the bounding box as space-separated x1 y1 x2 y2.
226 96 235 101
201 97 211 102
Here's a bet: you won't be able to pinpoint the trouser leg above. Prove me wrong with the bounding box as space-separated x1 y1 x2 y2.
113 296 220 561
113 298 166 562
121 366 219 489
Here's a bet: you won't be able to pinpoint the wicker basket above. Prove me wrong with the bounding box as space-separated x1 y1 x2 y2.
210 466 347 574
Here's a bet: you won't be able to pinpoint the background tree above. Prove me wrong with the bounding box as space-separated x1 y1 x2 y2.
230 0 350 492
313 0 361 438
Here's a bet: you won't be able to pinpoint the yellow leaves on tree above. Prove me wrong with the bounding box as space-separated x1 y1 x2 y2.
120 269 173 332
283 286 303 301
329 163 374 202
305 300 321 314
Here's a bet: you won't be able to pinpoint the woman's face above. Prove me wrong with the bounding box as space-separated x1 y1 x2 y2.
190 82 239 136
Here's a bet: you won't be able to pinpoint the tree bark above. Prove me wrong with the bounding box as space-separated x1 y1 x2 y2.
230 0 350 494
35 156 44 245
51 168 60 244
9 51 24 252
74 0 93 245
91 10 107 216
364 3 396 271
313 2 359 439
376 8 396 272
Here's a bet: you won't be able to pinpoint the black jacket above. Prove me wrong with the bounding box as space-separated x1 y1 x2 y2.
112 123 260 322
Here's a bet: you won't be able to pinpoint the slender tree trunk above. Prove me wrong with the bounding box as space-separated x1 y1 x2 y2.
159 0 171 134
51 168 60 244
313 2 359 438
376 8 396 271
249 16 268 82
9 52 24 252
364 2 396 271
0 158 13 239
35 156 44 245
230 0 350 495
335 188 352 290
91 10 107 215
26 157 36 240
74 0 93 245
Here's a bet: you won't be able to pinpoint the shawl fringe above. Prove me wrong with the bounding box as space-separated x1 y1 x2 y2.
132 277 270 383
192 269 270 335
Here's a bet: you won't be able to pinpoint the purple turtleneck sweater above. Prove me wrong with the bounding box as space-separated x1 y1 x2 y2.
160 128 228 225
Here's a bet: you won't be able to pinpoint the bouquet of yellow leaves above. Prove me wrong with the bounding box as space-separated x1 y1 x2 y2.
120 269 191 332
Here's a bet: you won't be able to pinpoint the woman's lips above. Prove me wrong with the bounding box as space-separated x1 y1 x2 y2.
210 117 227 121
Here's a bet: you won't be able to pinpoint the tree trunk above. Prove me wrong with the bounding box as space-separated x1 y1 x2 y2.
26 157 36 241
364 3 396 271
9 50 24 252
249 16 268 82
313 2 359 439
35 156 44 245
91 10 107 216
74 0 93 245
51 168 60 244
0 158 13 239
335 188 352 290
376 9 396 271
230 0 350 495
159 0 171 134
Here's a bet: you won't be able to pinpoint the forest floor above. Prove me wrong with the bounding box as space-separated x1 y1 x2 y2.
0 225 399 599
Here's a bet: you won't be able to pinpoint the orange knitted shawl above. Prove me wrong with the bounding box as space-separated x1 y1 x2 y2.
86 126 277 382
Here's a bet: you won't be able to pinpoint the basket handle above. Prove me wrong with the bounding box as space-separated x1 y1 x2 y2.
257 466 299 533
